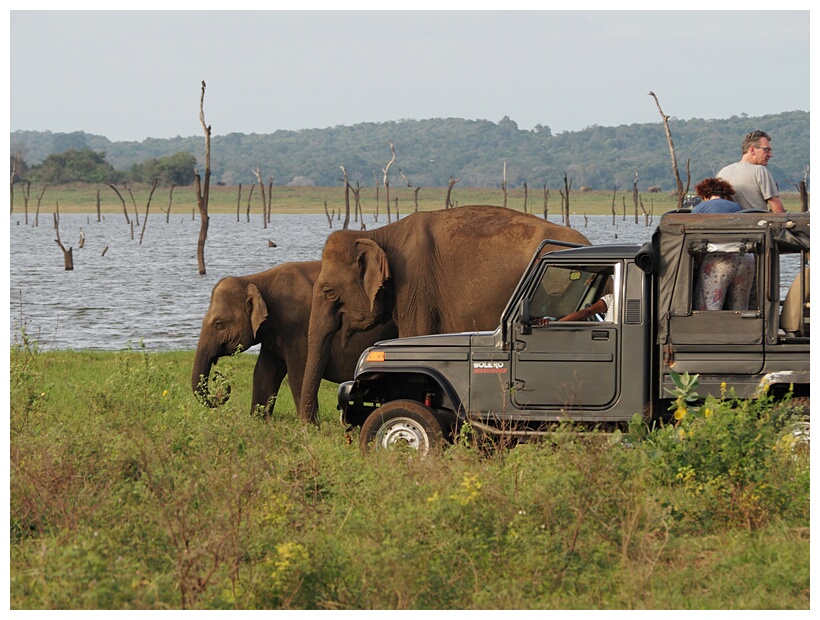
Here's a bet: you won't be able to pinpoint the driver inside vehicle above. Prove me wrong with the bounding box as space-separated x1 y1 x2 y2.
532 268 615 325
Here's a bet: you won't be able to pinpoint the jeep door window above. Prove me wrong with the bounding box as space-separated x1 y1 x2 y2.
529 265 616 323
691 241 757 311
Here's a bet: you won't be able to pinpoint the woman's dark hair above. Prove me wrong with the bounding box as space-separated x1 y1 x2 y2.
695 177 735 200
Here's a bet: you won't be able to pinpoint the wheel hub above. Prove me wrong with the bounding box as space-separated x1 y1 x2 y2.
376 417 431 453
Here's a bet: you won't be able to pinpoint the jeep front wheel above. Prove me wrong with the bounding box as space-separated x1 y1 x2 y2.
359 400 446 456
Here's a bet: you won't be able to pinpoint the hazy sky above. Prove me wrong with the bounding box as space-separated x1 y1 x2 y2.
9 9 812 143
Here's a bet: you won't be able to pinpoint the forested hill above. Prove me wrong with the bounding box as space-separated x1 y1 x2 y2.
11 110 808 191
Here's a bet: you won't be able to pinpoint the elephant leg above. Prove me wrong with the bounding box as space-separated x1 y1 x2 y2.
285 366 304 417
252 349 286 418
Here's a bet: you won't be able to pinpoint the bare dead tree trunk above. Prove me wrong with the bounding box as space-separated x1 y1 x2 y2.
502 161 507 208
398 168 420 213
640 195 651 226
10 156 18 216
445 177 461 209
194 80 212 276
323 200 332 227
562 172 572 228
267 178 273 224
648 91 688 209
235 183 242 222
54 212 73 270
351 182 362 223
34 184 47 227
523 182 528 214
22 181 31 226
542 184 550 220
124 183 140 226
399 168 411 189
252 167 268 229
611 185 617 226
246 184 254 222
394 197 399 220
96 189 101 222
802 165 810 212
382 142 396 224
79 227 85 248
106 183 130 224
373 169 379 220
340 165 351 229
786 165 810 212
139 179 159 244
633 172 640 224
163 184 176 224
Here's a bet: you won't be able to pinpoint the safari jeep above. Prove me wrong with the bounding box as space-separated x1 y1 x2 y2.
337 211 810 453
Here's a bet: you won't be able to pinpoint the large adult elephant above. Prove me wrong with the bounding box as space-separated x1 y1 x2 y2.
192 261 397 417
299 205 592 424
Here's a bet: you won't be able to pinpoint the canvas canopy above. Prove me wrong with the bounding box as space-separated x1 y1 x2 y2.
639 211 810 345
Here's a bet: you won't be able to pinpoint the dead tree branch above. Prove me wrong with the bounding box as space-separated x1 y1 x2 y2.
648 91 687 209
542 184 550 220
34 184 47 227
106 182 130 224
235 183 242 222
502 162 507 208
382 143 396 224
124 183 140 226
445 177 461 209
138 179 160 244
340 165 351 229
194 80 212 275
54 212 74 270
252 167 268 229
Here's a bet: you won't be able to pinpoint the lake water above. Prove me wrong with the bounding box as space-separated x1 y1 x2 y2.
7 211 789 352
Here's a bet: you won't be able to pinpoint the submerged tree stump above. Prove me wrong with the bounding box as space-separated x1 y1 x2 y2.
54 214 74 270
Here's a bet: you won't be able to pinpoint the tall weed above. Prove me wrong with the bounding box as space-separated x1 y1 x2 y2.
9 343 810 610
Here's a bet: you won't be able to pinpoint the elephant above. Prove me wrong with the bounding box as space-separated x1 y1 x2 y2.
192 261 398 417
298 205 592 424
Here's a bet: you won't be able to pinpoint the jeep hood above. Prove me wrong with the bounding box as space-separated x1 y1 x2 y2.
374 331 487 349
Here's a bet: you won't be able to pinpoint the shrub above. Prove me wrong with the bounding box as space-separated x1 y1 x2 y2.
630 373 810 531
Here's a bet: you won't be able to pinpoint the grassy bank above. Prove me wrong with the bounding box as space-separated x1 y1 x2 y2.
10 338 810 610
10 182 807 217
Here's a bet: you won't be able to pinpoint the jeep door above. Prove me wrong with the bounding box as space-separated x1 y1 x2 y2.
512 263 620 410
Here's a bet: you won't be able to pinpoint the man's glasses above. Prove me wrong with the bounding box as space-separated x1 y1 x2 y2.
755 146 773 153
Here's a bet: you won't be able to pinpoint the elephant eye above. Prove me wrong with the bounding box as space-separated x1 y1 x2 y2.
213 319 225 331
322 287 339 303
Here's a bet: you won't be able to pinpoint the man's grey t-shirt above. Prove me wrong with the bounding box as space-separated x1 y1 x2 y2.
717 161 779 210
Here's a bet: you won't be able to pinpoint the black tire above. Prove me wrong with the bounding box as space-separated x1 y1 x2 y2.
775 396 810 419
773 397 810 454
359 400 446 456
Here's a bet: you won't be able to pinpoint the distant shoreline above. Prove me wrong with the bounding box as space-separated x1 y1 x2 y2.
8 183 805 218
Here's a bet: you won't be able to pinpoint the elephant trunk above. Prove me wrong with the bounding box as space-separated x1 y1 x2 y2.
192 347 231 407
299 307 340 426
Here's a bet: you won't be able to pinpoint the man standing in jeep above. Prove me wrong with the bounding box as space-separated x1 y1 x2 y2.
718 130 785 213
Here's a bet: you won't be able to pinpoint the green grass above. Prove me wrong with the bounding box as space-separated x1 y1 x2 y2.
11 182 807 217
10 338 810 610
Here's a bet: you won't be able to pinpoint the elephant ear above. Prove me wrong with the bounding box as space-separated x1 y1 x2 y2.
354 238 391 315
246 283 268 337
